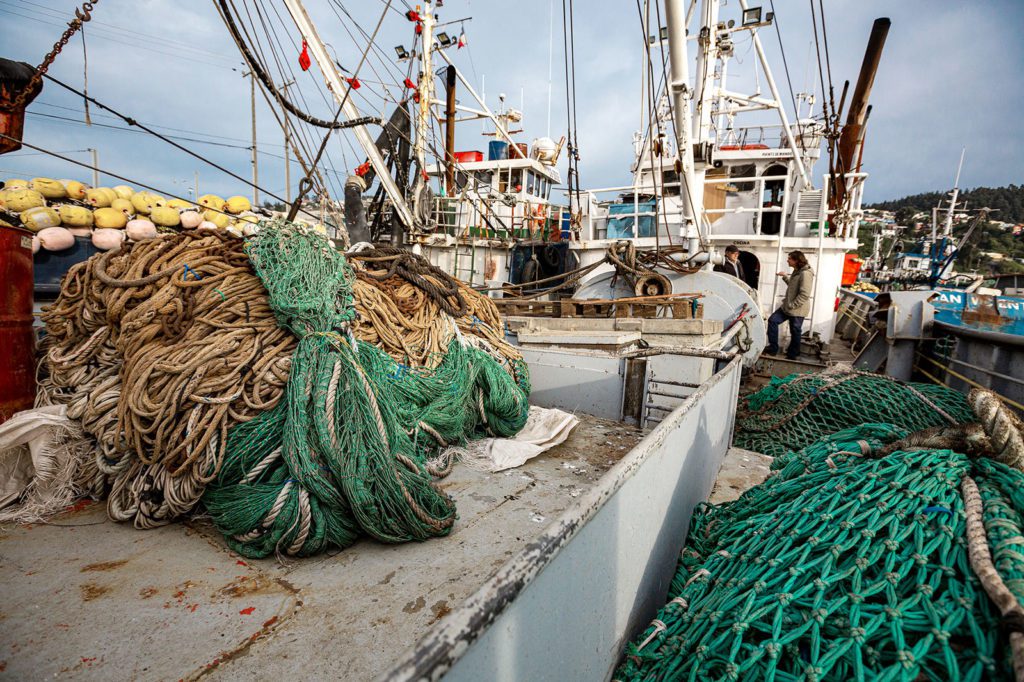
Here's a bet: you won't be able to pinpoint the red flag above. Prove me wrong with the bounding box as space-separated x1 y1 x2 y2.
457 30 467 49
298 40 311 71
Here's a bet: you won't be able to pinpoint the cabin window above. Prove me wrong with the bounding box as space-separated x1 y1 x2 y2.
730 163 757 192
907 259 919 269
510 169 523 193
473 171 493 190
661 170 681 196
526 171 536 196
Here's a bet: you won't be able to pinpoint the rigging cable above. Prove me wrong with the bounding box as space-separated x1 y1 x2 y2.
768 0 801 126
216 0 378 131
42 75 296 206
283 0 392 221
808 0 839 205
561 0 582 220
244 0 347 199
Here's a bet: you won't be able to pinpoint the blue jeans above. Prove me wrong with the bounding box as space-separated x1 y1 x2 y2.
766 308 804 358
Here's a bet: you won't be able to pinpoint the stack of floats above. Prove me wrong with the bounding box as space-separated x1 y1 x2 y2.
618 371 1024 681
0 176 275 253
34 221 530 558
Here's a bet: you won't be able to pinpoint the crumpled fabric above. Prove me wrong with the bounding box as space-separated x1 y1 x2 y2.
461 406 579 472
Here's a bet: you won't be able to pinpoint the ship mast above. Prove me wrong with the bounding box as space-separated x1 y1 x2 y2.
281 0 416 229
664 0 705 253
942 147 966 239
416 2 435 174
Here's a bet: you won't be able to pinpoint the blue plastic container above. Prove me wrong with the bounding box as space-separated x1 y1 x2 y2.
488 140 509 161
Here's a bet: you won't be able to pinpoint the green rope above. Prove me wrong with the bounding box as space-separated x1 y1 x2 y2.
734 371 974 458
202 221 529 558
618 425 1023 681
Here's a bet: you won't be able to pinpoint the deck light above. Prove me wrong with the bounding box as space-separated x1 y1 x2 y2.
437 32 455 47
395 45 410 59
742 7 762 25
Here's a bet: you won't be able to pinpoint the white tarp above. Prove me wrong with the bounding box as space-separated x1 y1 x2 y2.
459 406 580 472
0 405 85 521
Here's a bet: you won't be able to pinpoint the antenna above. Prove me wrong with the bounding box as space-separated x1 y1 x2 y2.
942 147 966 238
547 0 554 137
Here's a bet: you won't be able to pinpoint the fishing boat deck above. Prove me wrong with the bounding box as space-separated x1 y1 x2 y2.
0 415 645 681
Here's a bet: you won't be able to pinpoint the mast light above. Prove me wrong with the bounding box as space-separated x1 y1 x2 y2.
647 26 668 44
436 32 455 48
395 45 410 60
742 8 762 26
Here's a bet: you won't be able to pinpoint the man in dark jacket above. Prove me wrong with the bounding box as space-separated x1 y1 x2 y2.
765 250 813 359
714 245 745 280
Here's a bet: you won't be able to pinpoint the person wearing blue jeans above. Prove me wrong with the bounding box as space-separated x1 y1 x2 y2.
765 250 813 359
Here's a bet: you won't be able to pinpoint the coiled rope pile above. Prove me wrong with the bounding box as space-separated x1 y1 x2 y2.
35 222 529 557
617 386 1024 681
733 367 975 458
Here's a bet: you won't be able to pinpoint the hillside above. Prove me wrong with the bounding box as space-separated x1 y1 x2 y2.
868 184 1024 223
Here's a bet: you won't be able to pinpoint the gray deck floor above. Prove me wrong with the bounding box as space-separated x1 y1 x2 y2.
708 447 773 504
0 416 644 681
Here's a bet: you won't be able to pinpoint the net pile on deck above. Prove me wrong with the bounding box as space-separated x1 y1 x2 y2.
617 392 1024 682
733 367 975 458
35 222 529 557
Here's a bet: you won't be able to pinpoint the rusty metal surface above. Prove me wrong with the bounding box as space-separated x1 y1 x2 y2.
0 225 35 422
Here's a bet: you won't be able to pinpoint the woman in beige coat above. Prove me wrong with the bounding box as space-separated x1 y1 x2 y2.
765 250 813 359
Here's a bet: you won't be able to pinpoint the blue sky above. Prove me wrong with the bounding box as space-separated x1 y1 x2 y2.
0 0 1021 204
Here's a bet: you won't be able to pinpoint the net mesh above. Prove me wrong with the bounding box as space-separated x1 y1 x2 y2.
616 425 1024 681
733 369 974 458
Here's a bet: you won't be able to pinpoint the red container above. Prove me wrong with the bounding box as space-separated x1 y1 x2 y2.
454 150 483 163
842 253 863 287
0 225 35 423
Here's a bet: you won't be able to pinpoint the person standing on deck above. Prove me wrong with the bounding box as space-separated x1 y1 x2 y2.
765 250 813 359
713 245 745 280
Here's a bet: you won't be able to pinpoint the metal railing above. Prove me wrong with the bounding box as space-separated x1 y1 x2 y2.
431 194 566 241
717 123 823 151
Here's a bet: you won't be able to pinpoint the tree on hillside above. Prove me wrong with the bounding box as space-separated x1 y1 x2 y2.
869 184 1024 223
894 206 917 226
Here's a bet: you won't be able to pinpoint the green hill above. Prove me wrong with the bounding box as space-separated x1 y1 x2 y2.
868 184 1024 223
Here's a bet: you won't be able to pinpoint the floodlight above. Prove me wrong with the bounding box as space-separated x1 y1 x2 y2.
742 7 762 25
395 45 410 59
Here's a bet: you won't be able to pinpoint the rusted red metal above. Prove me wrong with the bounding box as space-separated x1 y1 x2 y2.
0 225 36 422
0 59 42 154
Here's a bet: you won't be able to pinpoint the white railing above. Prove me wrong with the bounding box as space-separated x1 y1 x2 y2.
431 194 566 240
